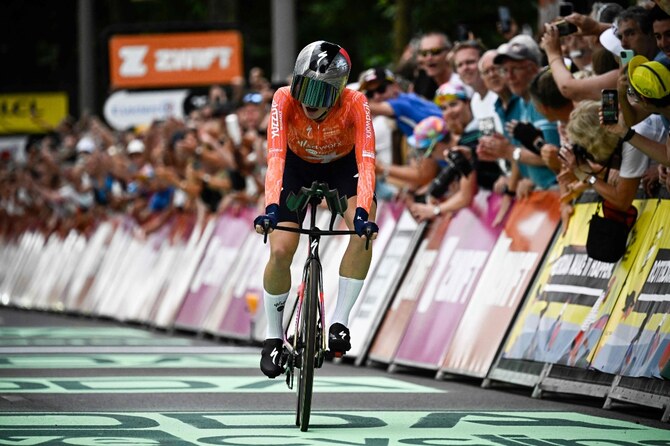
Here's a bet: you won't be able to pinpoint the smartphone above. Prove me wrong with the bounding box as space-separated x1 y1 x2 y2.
498 6 512 34
556 20 578 36
559 2 573 17
478 117 495 136
456 24 469 42
619 49 634 66
601 89 618 125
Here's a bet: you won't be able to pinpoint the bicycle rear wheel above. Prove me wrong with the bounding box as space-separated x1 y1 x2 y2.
296 257 319 431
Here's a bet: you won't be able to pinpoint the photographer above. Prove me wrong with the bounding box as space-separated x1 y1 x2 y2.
561 100 654 212
409 83 502 222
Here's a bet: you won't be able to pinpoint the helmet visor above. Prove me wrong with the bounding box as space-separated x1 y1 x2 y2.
291 75 340 108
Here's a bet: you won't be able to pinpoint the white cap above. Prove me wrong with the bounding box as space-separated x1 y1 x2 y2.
599 25 624 57
127 139 145 155
76 137 95 154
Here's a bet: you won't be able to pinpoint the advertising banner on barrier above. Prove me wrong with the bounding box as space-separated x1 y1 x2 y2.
366 213 451 365
349 201 422 362
501 195 655 367
340 200 403 358
174 210 253 331
217 207 280 340
152 216 215 328
392 192 503 370
63 221 117 312
440 191 561 377
591 199 670 378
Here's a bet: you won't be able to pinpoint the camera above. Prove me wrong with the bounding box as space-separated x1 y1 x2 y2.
555 20 578 36
571 143 595 163
428 150 473 198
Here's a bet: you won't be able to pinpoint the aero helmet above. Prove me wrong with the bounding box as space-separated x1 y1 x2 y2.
290 41 351 108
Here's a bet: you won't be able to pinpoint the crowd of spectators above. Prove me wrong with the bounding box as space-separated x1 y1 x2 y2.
4 1 670 243
365 0 670 239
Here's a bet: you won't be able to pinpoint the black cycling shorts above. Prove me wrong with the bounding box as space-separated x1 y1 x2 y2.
278 148 368 224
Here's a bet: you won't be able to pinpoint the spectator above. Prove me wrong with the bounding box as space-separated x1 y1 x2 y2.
378 115 445 194
361 67 442 137
478 49 510 136
542 10 620 101
562 100 653 212
607 55 670 168
478 36 559 196
413 31 457 101
409 82 503 223
452 40 499 129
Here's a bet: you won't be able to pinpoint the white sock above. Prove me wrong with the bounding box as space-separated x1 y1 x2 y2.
331 276 365 327
263 290 289 339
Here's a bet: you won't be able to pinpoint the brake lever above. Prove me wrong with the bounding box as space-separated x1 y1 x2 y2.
364 227 372 251
263 219 270 244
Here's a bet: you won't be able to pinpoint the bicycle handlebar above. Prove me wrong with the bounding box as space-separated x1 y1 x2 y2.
259 181 372 250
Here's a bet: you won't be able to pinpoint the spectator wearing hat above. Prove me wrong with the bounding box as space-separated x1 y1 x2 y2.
376 115 445 194
409 81 503 222
620 6 670 126
606 55 670 168
361 67 443 138
478 36 559 196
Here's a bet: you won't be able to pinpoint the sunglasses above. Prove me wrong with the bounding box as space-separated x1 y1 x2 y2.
243 92 263 104
365 83 388 99
418 47 447 57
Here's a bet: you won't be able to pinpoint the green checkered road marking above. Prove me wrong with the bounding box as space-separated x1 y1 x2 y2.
0 411 666 445
0 327 192 346
0 354 258 368
0 376 441 393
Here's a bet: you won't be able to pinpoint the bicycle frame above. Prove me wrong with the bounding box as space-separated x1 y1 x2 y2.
270 181 356 431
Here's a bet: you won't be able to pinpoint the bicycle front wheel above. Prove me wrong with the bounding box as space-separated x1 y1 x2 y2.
296 257 319 431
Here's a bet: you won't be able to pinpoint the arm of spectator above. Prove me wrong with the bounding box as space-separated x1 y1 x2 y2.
541 23 617 101
616 67 651 127
367 101 395 117
540 143 562 173
478 133 545 166
492 163 521 227
377 156 439 190
641 164 661 197
565 13 610 36
89 116 116 149
560 142 639 209
660 165 670 191
600 111 669 165
516 178 536 199
198 131 236 170
408 166 476 222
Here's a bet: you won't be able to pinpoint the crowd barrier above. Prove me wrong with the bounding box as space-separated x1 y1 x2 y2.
0 189 668 421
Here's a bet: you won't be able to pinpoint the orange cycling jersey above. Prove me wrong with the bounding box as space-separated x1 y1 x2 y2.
265 86 376 213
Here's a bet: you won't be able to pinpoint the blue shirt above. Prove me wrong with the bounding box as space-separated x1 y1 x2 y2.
495 94 558 189
388 92 443 136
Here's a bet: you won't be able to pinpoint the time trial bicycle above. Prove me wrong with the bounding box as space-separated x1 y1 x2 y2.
260 180 372 431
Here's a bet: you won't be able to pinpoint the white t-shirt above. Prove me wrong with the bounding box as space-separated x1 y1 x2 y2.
621 114 666 178
471 90 503 134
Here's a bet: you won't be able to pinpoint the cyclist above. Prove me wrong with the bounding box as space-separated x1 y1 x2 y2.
254 41 379 378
